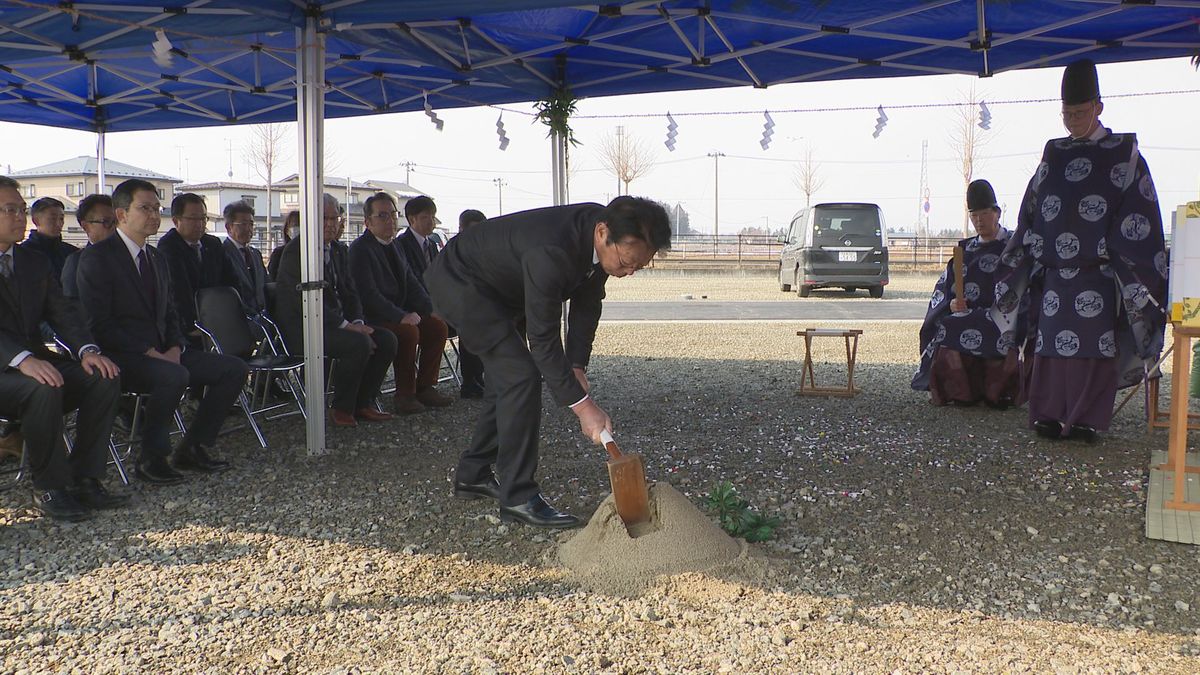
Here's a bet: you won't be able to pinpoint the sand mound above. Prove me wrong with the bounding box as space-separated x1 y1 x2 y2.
556 483 744 594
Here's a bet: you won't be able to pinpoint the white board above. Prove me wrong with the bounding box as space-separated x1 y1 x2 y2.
1169 202 1200 322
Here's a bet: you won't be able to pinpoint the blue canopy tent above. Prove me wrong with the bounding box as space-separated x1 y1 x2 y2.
0 0 1195 453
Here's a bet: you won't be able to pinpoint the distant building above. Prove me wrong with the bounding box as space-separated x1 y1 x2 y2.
10 156 180 245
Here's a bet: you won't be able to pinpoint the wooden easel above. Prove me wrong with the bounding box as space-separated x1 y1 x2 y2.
1159 323 1200 512
797 328 863 397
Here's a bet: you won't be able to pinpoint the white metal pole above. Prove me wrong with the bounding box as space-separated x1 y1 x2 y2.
296 18 328 455
96 130 106 194
552 129 569 336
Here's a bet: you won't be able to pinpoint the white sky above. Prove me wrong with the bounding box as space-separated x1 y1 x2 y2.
1 56 1196 236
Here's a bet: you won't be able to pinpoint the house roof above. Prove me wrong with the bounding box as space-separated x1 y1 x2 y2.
276 174 372 190
178 181 270 191
11 156 179 182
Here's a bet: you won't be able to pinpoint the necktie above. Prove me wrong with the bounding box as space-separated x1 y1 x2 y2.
424 239 435 264
0 254 11 280
190 242 202 263
137 249 157 306
242 247 255 272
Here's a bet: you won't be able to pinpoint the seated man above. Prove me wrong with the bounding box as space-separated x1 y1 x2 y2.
78 179 250 484
395 195 438 283
221 200 268 316
911 179 1025 408
20 196 77 278
0 176 124 521
349 192 452 414
455 209 488 398
157 193 241 344
275 194 397 427
61 194 117 299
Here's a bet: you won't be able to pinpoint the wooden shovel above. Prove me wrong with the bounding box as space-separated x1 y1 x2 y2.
600 429 651 527
952 245 965 307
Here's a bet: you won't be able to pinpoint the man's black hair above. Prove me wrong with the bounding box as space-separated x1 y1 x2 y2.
601 196 672 251
459 209 486 230
112 178 158 211
363 191 396 218
76 194 113 223
170 192 206 218
30 196 65 216
404 195 436 220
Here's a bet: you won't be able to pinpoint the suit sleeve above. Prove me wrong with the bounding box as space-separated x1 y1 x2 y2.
159 244 196 336
349 243 405 324
158 251 186 349
403 258 433 316
78 247 156 355
218 248 250 312
565 274 604 370
41 265 94 354
522 245 587 406
335 250 364 323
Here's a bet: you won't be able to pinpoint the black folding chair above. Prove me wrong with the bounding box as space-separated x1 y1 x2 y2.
195 286 306 448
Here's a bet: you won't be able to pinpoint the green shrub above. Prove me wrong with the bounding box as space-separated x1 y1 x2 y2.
704 481 780 543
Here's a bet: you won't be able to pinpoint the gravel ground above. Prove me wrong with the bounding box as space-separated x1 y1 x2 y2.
604 271 936 302
3 314 1200 673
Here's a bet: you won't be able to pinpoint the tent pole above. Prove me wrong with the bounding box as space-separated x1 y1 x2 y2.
296 17 328 455
551 127 570 338
96 129 106 194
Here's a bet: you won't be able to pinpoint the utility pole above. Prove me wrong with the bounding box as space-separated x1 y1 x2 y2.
399 161 415 185
707 151 724 238
493 177 506 215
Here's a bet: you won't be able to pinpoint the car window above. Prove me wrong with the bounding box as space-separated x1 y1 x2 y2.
812 206 882 246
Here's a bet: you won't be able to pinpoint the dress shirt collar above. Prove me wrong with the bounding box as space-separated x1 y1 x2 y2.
115 228 145 263
229 238 247 251
374 235 394 246
408 228 427 247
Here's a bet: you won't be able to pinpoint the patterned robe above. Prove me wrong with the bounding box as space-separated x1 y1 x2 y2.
911 227 1022 391
991 129 1167 390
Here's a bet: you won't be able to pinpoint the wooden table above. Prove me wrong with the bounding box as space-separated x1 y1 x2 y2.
796 328 862 398
1161 323 1200 512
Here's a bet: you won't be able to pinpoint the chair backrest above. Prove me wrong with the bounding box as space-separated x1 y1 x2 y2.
195 286 255 358
264 281 278 316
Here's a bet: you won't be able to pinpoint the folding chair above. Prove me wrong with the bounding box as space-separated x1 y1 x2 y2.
0 412 130 491
195 286 306 448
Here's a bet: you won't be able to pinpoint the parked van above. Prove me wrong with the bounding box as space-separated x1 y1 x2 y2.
778 202 889 298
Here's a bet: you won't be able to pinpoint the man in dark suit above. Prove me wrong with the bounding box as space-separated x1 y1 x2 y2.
395 195 438 287
220 200 267 315
61 194 117 299
20 196 77 278
348 192 452 415
0 176 125 521
275 193 397 427
157 193 242 344
426 196 671 528
77 179 249 484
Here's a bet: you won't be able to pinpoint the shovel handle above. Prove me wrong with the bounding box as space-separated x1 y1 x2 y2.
600 429 621 460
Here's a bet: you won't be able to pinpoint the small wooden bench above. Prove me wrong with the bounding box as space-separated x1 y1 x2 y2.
796 328 863 398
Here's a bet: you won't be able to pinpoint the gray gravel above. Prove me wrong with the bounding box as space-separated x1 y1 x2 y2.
2 318 1199 673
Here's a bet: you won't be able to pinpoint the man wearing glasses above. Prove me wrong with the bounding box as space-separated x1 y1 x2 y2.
19 196 77 278
426 197 671 528
221 200 268 316
158 193 242 346
77 179 249 484
990 59 1167 443
275 194 397 428
61 194 118 299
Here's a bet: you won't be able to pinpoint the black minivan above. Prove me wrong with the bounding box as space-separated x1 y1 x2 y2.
778 202 889 298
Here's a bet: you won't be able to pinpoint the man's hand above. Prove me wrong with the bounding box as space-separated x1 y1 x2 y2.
572 398 612 444
401 312 421 326
572 367 590 394
81 352 120 379
950 298 968 313
162 346 182 364
342 322 374 335
17 356 64 387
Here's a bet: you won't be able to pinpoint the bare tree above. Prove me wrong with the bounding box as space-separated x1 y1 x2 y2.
791 143 826 208
245 123 290 251
948 84 992 236
596 127 657 195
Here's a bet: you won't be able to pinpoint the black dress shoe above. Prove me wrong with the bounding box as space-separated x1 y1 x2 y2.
135 458 186 485
1033 419 1063 440
32 489 92 522
499 494 581 529
459 387 485 400
70 478 131 510
173 443 231 473
1067 425 1098 443
454 475 501 501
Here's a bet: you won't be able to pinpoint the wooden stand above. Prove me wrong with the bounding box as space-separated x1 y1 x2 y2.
797 328 862 397
1160 323 1200 512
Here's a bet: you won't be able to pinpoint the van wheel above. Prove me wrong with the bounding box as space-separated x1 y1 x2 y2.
869 286 884 299
798 285 812 298
780 281 792 292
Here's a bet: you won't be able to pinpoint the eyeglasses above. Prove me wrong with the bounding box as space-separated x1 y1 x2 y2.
83 218 118 227
227 220 254 228
370 210 398 220
131 204 161 214
0 206 28 217
178 215 208 223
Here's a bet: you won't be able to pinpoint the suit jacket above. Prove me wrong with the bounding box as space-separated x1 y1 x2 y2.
347 232 432 324
424 203 607 407
267 243 287 281
60 247 83 299
157 228 241 335
0 246 94 367
222 238 268 315
20 229 78 278
275 237 364 347
77 233 184 356
395 228 436 291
